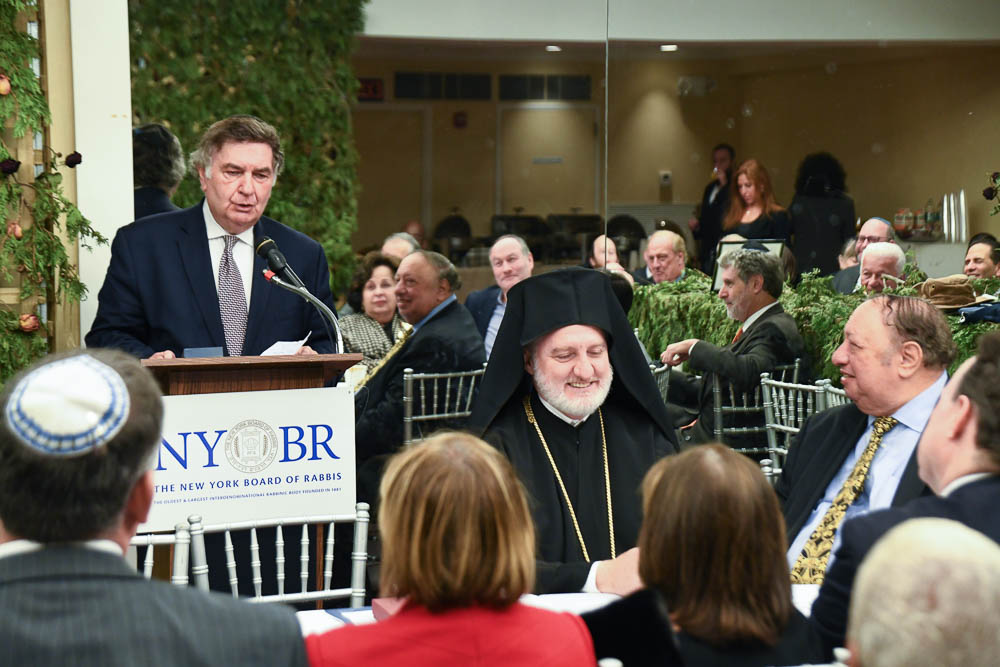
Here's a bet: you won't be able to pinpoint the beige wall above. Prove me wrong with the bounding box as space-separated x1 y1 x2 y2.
607 44 1000 237
351 55 603 249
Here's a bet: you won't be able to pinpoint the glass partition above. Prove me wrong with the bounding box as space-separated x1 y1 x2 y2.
606 37 1000 273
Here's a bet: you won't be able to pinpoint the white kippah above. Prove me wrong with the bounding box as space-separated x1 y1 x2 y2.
4 355 130 456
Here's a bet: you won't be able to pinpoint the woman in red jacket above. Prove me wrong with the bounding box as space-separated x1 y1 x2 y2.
306 432 596 667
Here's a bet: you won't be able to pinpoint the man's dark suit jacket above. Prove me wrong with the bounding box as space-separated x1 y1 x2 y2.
0 546 306 666
354 299 486 501
807 475 1000 657
831 263 860 294
465 284 501 339
86 203 336 357
667 303 806 446
693 178 731 274
775 402 929 542
133 186 178 220
630 266 652 286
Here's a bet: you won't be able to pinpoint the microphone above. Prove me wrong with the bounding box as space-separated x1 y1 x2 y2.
256 238 344 354
255 235 305 288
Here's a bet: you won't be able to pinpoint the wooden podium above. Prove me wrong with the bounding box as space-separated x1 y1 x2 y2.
139 352 362 591
142 353 362 395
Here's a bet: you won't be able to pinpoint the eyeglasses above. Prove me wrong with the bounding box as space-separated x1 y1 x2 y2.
858 235 889 244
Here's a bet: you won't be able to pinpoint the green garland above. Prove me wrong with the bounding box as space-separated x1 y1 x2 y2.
1 2 105 383
631 263 999 384
128 0 367 294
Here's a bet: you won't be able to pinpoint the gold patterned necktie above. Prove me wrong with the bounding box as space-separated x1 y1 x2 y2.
790 415 899 584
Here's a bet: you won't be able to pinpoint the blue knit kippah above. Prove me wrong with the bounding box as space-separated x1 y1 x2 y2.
4 355 130 456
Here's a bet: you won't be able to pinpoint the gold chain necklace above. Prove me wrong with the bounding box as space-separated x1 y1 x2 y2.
523 395 615 563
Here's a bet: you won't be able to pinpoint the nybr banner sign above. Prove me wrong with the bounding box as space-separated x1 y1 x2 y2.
140 386 355 532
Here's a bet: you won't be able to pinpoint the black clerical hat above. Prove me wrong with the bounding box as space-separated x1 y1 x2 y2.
468 267 675 444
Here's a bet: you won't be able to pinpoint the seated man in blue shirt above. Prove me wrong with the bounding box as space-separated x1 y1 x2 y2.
776 294 956 585
465 235 533 359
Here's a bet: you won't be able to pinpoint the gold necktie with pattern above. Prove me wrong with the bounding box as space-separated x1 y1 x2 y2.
790 415 899 584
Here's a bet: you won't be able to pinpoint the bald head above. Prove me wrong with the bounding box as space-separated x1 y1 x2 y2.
644 231 686 284
856 218 893 257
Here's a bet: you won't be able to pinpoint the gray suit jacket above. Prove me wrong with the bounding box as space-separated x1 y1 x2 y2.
0 546 307 666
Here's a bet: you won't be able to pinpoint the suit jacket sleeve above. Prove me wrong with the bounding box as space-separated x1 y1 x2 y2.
354 316 486 461
85 227 156 357
809 512 906 658
687 319 793 390
301 240 337 354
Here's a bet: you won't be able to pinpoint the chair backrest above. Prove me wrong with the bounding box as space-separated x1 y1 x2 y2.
129 522 192 586
188 502 370 607
649 363 671 406
712 359 800 457
817 378 851 408
761 372 828 472
403 363 488 446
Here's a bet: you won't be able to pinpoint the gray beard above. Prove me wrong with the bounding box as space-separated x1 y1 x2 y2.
532 358 613 420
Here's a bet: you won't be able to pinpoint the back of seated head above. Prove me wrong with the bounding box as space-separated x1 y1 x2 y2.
378 432 534 612
381 231 419 258
639 444 791 647
0 349 163 542
133 123 185 192
599 269 634 314
794 151 847 197
848 518 1000 667
718 247 785 299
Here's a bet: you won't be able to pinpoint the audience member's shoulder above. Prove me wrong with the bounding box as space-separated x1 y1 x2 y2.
117 206 191 237
151 577 300 626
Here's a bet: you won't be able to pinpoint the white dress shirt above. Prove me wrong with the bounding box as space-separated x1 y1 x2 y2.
203 201 254 311
786 371 948 571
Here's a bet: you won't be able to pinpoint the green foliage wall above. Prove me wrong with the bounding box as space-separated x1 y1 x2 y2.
2 2 104 382
128 0 367 293
631 268 1000 384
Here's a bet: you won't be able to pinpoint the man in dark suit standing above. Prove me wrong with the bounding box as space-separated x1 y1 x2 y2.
87 115 335 358
661 247 805 446
465 234 533 359
688 143 733 275
0 349 306 666
355 250 486 499
777 295 955 587
807 331 1000 658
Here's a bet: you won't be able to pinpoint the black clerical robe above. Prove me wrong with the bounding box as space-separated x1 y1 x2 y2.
484 391 672 593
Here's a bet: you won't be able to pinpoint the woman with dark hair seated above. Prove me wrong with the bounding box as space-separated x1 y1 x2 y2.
306 433 596 666
340 251 406 373
585 444 823 667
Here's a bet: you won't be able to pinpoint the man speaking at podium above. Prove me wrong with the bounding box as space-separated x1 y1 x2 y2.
86 115 335 358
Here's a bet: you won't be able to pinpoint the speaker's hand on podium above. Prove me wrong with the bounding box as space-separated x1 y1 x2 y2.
148 350 176 360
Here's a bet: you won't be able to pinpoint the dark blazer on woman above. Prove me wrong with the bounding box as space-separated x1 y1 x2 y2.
583 587 823 667
732 210 792 246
